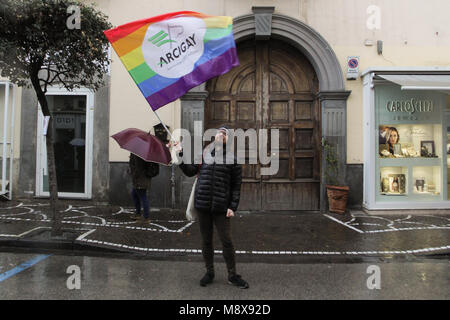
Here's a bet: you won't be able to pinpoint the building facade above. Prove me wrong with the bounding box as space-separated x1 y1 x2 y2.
2 0 450 213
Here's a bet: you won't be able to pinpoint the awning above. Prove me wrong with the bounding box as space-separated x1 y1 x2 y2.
378 74 450 91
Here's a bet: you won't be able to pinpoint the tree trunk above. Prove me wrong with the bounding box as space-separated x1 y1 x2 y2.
30 74 62 237
45 119 62 236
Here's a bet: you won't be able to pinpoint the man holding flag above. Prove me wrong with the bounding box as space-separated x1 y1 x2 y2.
173 127 249 289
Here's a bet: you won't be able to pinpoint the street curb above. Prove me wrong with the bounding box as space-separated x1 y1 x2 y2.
1 238 448 263
0 238 130 255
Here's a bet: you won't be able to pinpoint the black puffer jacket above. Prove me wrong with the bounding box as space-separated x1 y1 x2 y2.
179 147 242 214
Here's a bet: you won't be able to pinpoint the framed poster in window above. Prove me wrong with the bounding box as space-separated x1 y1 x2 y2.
420 140 435 157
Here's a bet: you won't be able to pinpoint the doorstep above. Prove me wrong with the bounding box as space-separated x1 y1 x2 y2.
362 207 450 215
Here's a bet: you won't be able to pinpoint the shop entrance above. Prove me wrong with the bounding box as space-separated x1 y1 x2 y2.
36 88 94 198
205 39 321 211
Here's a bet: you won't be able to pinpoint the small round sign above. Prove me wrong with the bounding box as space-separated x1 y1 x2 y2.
348 58 359 69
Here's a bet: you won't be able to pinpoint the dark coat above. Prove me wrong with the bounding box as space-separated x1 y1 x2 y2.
129 154 158 189
179 147 242 214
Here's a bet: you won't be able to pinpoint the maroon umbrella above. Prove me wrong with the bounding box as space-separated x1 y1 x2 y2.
111 128 172 165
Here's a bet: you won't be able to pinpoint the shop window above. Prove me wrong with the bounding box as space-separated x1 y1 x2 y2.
446 95 450 199
412 166 441 197
375 85 447 203
380 167 408 196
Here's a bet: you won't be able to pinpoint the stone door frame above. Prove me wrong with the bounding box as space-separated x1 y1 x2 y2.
180 12 351 212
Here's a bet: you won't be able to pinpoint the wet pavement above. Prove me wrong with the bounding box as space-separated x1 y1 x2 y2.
0 200 449 260
0 251 448 299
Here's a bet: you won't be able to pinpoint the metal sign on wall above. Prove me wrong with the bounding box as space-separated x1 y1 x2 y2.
346 56 359 80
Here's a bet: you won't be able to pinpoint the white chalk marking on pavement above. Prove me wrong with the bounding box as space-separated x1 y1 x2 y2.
0 216 51 223
64 208 107 226
0 210 32 217
0 205 33 215
89 216 107 226
17 226 51 238
76 229 97 241
0 204 44 220
369 215 398 230
0 202 23 211
324 214 364 233
148 222 170 232
36 210 47 220
177 221 195 233
21 203 48 207
412 214 450 223
106 221 136 226
75 237 450 257
395 221 431 227
394 215 412 222
365 226 450 233
68 209 88 216
112 207 125 216
0 226 50 238
354 223 382 226
64 216 85 220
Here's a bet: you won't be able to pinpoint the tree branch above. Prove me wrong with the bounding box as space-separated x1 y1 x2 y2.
44 62 51 93
38 65 71 89
40 66 69 75
55 72 70 90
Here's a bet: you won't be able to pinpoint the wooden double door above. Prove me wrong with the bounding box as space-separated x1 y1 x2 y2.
205 40 321 211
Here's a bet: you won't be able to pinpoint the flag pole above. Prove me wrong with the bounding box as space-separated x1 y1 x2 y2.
151 109 177 209
152 109 175 142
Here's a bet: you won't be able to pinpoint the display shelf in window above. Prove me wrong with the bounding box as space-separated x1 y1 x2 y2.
380 157 441 167
412 166 441 196
380 167 408 196
378 124 442 159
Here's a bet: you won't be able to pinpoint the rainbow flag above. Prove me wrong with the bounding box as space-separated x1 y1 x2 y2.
104 11 239 111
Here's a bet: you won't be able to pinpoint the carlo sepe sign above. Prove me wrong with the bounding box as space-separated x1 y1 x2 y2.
376 85 445 124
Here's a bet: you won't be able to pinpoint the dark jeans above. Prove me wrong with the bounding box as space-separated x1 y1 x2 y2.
131 188 149 219
197 210 236 276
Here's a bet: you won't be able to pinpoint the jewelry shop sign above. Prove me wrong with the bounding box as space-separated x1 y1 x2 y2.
376 85 445 123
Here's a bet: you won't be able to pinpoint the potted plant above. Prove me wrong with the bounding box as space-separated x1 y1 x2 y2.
324 139 349 214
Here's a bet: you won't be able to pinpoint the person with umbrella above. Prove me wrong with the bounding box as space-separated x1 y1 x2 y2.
112 128 169 224
173 126 249 289
128 153 159 224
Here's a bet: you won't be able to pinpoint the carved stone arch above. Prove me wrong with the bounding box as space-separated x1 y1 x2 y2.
233 14 345 92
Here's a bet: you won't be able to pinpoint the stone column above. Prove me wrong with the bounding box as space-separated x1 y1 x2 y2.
317 91 351 212
178 84 208 207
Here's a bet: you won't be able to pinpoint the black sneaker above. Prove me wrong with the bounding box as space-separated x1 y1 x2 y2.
200 272 215 287
228 274 249 289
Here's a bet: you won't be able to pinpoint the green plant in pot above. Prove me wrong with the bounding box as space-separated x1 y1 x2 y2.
324 139 349 214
